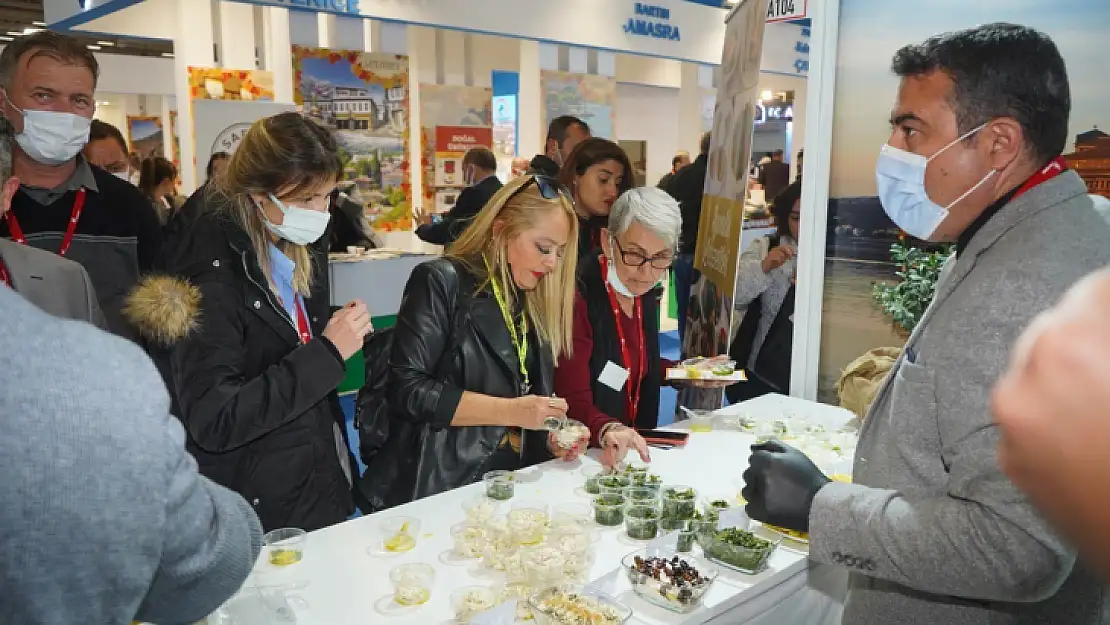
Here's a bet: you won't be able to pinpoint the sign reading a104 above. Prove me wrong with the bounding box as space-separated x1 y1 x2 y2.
766 0 807 22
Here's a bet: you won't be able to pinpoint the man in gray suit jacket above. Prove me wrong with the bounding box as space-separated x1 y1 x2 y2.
0 118 104 326
743 24 1110 624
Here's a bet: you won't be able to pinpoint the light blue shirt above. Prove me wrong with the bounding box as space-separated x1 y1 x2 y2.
267 243 311 338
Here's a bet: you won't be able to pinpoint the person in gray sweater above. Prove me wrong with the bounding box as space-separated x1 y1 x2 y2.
0 284 262 623
742 24 1110 624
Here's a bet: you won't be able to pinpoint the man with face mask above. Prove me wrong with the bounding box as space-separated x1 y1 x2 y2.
529 115 591 177
416 147 502 246
83 119 133 182
0 31 163 341
742 23 1110 624
0 117 104 326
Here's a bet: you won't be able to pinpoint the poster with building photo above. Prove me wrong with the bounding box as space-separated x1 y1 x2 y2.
126 116 164 159
541 71 616 140
293 47 411 232
678 0 770 412
817 0 1110 404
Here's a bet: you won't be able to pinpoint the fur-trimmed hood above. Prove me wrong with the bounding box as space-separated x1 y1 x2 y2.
124 275 201 347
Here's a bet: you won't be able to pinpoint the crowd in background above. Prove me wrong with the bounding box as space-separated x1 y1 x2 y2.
5 23 1110 625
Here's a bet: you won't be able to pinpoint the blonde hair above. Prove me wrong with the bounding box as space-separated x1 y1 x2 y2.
212 112 341 297
448 176 579 359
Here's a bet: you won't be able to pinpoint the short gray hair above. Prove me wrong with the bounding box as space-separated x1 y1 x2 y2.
0 116 12 183
608 187 682 251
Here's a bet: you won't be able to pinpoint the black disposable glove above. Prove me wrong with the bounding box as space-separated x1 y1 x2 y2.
742 440 831 533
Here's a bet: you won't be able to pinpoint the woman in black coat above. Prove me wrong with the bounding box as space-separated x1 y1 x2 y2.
126 113 372 532
359 175 588 511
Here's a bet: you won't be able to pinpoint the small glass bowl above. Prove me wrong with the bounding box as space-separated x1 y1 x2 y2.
508 500 549 545
462 495 499 526
521 545 567 588
625 486 661 508
390 563 435 606
549 525 591 557
450 586 498 623
597 474 631 495
625 505 661 541
688 410 714 432
592 493 627 527
563 550 597 580
582 466 605 495
550 502 592 531
701 527 780 575
264 527 306 567
376 516 420 554
450 523 487 559
483 470 516 501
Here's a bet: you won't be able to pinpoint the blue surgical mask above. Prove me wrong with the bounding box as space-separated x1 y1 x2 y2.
876 123 995 241
260 193 331 246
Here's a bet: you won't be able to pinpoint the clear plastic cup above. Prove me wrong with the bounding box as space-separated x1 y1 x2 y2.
462 495 498 525
451 586 498 623
592 493 627 527
263 528 306 567
390 563 435 606
483 470 516 501
508 500 549 545
377 516 420 554
550 502 592 530
451 523 486 559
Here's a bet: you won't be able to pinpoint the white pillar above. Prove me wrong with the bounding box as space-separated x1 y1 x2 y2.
334 16 364 51
172 0 215 193
408 26 434 214
440 30 466 85
568 47 588 74
262 7 294 104
218 1 256 68
317 13 336 48
363 18 378 52
678 62 703 157
160 95 174 162
288 10 318 47
519 40 543 159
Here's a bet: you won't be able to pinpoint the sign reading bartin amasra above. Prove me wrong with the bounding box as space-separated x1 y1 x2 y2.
624 2 681 42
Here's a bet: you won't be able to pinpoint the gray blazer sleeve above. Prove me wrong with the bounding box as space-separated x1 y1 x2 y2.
133 415 263 624
76 262 107 330
807 264 1075 603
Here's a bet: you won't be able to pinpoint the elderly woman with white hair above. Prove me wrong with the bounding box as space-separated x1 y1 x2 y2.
555 186 697 467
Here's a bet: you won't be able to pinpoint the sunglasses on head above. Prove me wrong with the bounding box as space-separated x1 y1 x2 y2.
509 174 573 203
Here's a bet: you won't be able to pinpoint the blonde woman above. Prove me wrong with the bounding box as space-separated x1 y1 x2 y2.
126 112 371 532
360 174 588 510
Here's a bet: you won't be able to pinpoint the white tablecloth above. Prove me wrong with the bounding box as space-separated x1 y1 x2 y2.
222 394 850 624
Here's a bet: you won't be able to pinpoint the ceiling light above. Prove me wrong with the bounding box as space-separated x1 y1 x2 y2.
97 100 112 106
87 45 101 50
23 28 42 35
32 21 45 27
6 31 22 37
97 41 115 46
0 36 11 42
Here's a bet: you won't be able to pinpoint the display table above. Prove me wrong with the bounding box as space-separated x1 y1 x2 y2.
220 394 851 624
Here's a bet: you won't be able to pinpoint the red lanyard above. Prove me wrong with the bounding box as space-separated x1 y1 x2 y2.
0 258 10 289
600 256 646 425
5 188 87 257
1012 157 1068 202
293 297 312 345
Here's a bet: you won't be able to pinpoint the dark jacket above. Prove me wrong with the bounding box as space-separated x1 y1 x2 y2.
528 154 560 177
358 257 555 511
328 191 375 252
578 252 662 429
577 215 607 261
415 176 503 246
757 159 791 202
669 153 708 255
125 193 354 533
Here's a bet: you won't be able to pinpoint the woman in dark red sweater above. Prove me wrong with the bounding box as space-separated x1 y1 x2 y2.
554 187 690 468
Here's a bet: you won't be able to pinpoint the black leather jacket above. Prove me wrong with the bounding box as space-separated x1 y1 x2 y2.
359 256 555 511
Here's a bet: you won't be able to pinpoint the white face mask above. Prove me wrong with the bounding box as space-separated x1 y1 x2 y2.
3 94 91 166
875 123 995 241
261 193 331 246
605 241 636 298
113 170 132 183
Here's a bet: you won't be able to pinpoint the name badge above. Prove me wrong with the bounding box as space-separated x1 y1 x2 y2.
599 361 631 391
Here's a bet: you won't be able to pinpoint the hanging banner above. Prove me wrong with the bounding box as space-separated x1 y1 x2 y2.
541 71 617 141
126 115 163 159
293 46 412 232
679 0 769 409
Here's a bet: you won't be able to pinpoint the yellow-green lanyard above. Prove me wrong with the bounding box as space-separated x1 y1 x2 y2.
486 261 530 392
